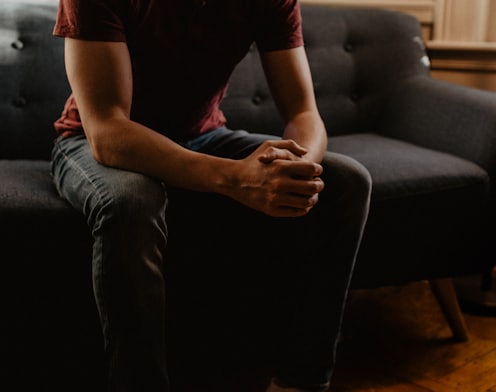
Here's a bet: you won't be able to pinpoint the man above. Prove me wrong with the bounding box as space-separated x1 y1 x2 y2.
51 0 371 391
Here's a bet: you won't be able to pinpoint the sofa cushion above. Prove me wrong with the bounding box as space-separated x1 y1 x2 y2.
1 160 67 213
329 133 490 202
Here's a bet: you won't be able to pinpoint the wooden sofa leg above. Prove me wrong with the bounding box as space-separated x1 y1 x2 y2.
429 278 469 342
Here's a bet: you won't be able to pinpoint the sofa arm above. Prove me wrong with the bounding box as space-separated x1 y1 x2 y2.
381 75 496 178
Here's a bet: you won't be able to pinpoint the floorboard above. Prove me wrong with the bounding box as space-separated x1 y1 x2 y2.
330 281 496 392
177 280 496 391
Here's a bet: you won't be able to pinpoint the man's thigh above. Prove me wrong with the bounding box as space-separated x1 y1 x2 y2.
51 134 166 218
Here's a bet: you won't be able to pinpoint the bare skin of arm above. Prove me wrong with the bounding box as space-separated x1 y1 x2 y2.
64 38 326 218
260 47 327 165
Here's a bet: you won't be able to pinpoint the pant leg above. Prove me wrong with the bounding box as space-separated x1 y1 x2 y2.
184 129 372 389
51 135 169 392
271 151 371 390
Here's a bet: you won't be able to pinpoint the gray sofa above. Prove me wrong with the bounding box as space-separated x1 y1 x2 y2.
2 1 496 390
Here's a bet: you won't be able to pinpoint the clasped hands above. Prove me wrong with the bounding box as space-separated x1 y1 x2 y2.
232 139 324 218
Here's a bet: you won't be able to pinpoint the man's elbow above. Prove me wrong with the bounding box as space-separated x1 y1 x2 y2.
86 131 116 167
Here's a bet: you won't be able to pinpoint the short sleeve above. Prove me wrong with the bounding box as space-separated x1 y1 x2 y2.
53 0 127 42
255 0 303 52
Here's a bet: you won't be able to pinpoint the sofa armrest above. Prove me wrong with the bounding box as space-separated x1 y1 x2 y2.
381 75 496 178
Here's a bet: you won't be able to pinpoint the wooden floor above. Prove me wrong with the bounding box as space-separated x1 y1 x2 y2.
179 280 496 392
330 280 496 392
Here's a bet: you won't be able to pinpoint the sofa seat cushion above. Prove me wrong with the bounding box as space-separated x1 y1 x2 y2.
328 133 490 287
329 132 489 202
1 160 70 214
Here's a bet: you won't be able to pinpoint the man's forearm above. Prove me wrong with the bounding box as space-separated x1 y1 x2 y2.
282 110 327 164
85 117 237 194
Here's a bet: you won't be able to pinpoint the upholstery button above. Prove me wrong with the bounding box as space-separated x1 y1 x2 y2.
344 43 353 52
12 97 27 107
11 39 24 50
252 95 263 105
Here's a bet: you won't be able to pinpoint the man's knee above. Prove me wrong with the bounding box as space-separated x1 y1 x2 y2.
321 152 372 208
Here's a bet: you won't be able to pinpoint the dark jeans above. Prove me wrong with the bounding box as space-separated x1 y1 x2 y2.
51 128 371 392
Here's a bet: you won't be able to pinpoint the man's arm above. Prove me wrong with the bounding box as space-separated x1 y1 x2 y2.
63 38 237 193
64 38 323 217
260 46 327 164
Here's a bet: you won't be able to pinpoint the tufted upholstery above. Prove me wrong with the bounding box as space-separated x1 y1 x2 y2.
2 1 496 390
223 6 431 137
0 2 70 160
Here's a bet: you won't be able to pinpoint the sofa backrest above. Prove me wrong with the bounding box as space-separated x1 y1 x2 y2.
0 0 69 160
0 1 430 161
221 5 431 136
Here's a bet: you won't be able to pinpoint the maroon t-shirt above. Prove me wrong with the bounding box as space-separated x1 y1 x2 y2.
53 0 303 140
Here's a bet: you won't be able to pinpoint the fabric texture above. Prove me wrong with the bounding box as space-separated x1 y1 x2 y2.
328 132 489 202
